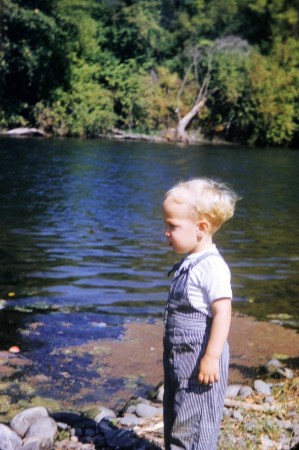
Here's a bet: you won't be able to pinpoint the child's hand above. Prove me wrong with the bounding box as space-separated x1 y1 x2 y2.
198 354 220 385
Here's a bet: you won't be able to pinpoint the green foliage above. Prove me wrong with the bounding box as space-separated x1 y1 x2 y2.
246 47 298 145
135 66 181 131
0 0 68 106
34 59 116 136
1 0 298 146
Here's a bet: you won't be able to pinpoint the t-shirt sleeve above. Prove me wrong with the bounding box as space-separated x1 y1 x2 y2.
203 259 232 303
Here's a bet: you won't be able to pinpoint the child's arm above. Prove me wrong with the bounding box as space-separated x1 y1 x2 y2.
198 298 231 385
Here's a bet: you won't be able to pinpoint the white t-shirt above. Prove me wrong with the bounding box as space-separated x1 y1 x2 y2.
177 245 232 317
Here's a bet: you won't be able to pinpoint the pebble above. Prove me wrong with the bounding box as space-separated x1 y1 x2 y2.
225 384 242 398
0 358 297 450
239 386 253 398
254 379 272 395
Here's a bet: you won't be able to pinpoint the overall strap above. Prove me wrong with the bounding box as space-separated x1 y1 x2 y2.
167 251 222 277
167 258 185 277
189 251 223 269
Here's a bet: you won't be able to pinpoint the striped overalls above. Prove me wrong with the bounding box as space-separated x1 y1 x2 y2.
163 253 229 450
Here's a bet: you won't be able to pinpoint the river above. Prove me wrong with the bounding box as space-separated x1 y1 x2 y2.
0 136 298 407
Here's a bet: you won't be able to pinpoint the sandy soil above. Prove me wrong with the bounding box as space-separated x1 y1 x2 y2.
102 314 299 389
0 313 298 418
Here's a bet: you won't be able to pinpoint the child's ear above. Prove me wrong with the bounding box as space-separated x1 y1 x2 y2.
196 219 209 237
198 219 209 232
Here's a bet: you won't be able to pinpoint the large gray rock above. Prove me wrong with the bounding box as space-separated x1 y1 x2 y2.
25 416 57 441
0 424 22 450
10 406 49 438
22 437 51 450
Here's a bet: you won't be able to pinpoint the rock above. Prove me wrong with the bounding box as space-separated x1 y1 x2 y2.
276 367 294 379
10 406 49 438
266 358 284 371
22 436 52 450
94 406 116 423
265 358 294 379
117 414 144 427
265 396 275 404
156 384 164 403
239 386 253 398
25 416 57 441
232 409 243 422
0 424 22 450
260 434 277 449
222 407 233 418
225 384 242 398
135 403 162 419
254 379 271 395
125 404 137 414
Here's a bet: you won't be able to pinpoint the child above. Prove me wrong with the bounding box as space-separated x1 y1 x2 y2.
162 178 239 450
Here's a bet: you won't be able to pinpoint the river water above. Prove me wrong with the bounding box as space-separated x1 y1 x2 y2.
0 137 298 407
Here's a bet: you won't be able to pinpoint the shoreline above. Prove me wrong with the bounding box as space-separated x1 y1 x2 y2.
0 314 298 417
98 313 299 393
1 313 298 449
0 126 237 148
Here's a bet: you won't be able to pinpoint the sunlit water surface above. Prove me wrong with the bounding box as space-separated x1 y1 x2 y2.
0 137 298 407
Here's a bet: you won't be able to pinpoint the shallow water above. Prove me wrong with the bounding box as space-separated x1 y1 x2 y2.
0 137 298 407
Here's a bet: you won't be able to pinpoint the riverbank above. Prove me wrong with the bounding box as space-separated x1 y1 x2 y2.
0 313 298 448
0 314 298 436
1 126 234 147
0 314 298 416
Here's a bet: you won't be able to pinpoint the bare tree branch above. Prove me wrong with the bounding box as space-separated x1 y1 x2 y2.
175 36 250 143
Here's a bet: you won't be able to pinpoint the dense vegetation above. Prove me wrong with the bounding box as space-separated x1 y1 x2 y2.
1 0 299 146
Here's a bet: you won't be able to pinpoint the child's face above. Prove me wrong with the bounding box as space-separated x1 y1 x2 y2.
163 197 201 254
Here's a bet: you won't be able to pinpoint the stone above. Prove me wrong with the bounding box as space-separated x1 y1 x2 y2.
232 409 243 422
266 358 284 371
125 404 136 414
25 416 57 441
266 359 294 379
135 403 161 419
225 384 242 398
94 406 116 423
10 406 49 438
254 379 271 395
239 386 253 398
277 367 294 379
0 424 22 450
117 414 144 427
22 437 51 450
222 407 233 418
156 384 164 403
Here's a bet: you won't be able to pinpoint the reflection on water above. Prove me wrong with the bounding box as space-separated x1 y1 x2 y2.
0 137 298 406
0 138 298 329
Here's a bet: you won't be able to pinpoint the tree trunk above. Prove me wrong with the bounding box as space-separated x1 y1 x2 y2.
176 97 207 143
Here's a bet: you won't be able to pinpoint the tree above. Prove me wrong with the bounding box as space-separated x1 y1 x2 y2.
0 0 69 127
175 36 250 143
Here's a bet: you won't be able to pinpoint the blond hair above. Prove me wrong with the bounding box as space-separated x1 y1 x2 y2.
164 178 239 230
